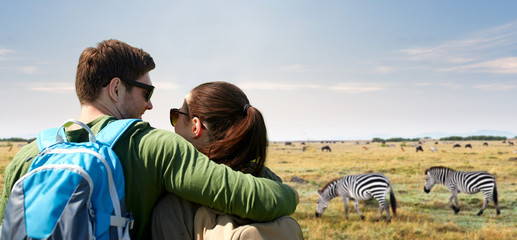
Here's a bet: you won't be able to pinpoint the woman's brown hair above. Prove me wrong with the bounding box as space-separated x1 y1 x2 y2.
187 81 268 176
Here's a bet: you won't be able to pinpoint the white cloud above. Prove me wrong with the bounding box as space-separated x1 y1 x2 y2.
239 81 322 90
0 48 14 61
0 49 40 74
19 66 39 74
440 57 517 74
414 82 432 87
400 20 517 74
413 81 463 89
437 82 463 89
0 49 13 54
374 66 393 74
330 83 383 93
29 83 74 93
239 81 383 93
473 82 516 91
400 42 477 64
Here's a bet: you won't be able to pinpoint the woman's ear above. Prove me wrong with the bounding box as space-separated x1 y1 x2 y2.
191 117 204 138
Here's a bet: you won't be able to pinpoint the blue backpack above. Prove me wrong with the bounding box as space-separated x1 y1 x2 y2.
1 119 139 240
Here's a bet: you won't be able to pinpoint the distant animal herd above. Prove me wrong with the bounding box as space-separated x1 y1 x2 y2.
308 140 515 154
295 140 514 222
409 141 513 152
277 140 517 155
315 166 501 222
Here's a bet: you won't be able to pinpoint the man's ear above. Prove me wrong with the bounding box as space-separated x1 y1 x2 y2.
191 117 204 138
106 77 125 102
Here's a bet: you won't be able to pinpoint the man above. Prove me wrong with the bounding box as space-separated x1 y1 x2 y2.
0 39 298 239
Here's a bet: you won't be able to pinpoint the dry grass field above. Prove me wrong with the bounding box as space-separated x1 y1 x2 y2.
267 140 517 240
1 140 517 239
0 142 27 189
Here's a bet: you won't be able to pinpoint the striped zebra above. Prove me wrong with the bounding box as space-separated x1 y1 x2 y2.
424 166 501 216
315 173 396 222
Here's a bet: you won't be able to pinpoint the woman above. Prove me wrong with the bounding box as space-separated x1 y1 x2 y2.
171 81 280 181
152 81 302 240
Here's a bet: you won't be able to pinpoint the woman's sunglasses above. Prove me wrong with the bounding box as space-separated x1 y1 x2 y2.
169 108 194 127
169 108 207 129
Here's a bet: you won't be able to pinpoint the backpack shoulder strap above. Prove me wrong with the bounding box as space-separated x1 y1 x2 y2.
36 127 63 152
95 119 141 147
36 119 96 152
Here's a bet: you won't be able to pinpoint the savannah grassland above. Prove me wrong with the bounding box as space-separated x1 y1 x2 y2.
267 140 517 240
1 141 517 239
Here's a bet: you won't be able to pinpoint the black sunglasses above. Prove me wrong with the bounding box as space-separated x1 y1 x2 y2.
170 108 194 127
103 78 155 102
169 108 207 129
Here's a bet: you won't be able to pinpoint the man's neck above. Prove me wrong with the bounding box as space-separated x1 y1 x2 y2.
79 105 107 122
71 103 114 130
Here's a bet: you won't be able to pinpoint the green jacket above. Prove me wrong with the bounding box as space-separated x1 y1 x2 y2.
0 116 298 239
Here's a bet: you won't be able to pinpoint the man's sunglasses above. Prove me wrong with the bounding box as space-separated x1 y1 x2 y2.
103 78 155 102
170 108 194 127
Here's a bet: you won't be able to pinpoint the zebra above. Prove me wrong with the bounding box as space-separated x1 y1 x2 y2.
315 173 396 222
424 166 501 216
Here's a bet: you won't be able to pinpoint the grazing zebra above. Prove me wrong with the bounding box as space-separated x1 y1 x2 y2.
424 166 501 216
315 173 396 222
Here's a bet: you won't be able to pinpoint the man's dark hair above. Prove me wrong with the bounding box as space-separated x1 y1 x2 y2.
75 39 155 103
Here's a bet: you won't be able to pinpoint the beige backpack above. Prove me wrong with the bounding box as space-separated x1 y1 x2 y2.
194 206 303 240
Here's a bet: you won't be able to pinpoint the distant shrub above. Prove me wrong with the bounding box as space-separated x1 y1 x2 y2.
440 135 507 141
373 137 420 142
0 137 34 142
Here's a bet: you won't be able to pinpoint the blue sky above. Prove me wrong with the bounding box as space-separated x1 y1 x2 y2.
1 1 516 141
